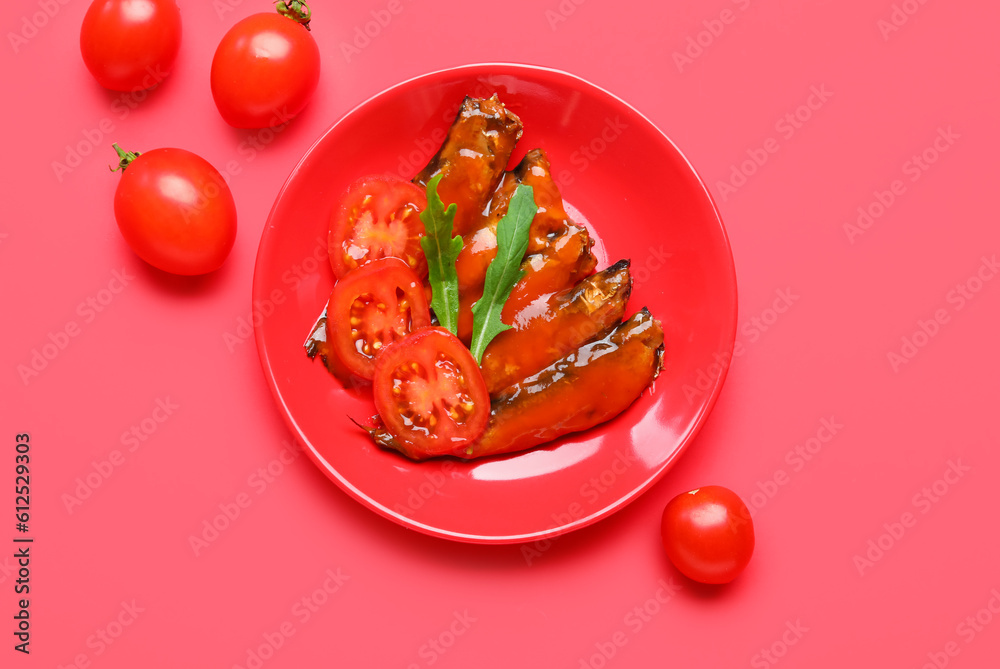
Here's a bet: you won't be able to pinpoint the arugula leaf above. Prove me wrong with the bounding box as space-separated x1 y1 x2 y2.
419 174 463 335
469 184 536 362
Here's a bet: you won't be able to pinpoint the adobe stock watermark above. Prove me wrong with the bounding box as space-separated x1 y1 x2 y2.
395 127 448 179
231 568 350 669
750 619 810 668
739 417 844 518
339 0 413 63
404 610 477 668
229 107 297 164
672 0 757 73
887 254 997 373
222 236 327 353
51 66 171 183
16 268 134 385
621 244 673 292
522 448 642 565
843 126 959 244
394 76 507 179
852 459 970 576
519 248 671 360
0 556 18 586
7 0 74 54
577 578 682 668
188 439 303 556
397 111 628 193
877 0 932 41
683 287 800 404
545 0 590 31
54 97 289 186
917 587 1000 669
62 397 181 514
714 85 833 203
391 460 464 515
213 0 245 20
562 117 629 181
56 600 145 669
176 107 296 230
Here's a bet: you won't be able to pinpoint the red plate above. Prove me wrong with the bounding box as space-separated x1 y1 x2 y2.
253 63 737 543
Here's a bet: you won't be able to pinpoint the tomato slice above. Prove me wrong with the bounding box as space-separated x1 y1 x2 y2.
329 176 428 279
373 327 490 457
327 258 431 380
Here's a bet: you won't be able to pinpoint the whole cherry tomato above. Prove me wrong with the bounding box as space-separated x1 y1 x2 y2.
80 0 182 92
112 144 237 276
210 1 320 128
660 485 755 584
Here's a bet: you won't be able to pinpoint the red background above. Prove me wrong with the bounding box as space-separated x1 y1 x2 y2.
2 0 998 667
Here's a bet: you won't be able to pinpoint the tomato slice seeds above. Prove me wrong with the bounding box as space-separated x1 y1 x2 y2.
329 176 428 279
327 258 431 380
373 328 490 457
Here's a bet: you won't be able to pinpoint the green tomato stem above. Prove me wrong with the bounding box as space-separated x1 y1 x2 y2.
276 0 312 30
110 143 141 173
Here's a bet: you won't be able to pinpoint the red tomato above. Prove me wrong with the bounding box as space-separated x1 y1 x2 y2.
327 258 431 379
373 327 490 457
80 0 181 92
112 145 237 276
210 7 320 129
329 176 428 279
660 485 755 584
